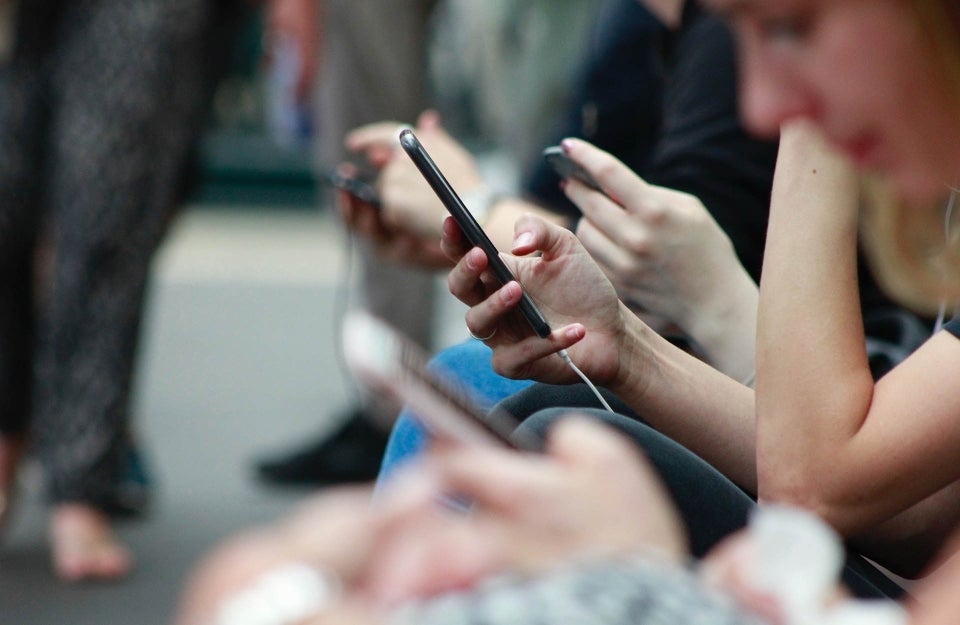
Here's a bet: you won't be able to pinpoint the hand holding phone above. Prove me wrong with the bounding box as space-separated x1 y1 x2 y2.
342 312 542 451
327 168 381 208
399 128 552 338
543 145 603 192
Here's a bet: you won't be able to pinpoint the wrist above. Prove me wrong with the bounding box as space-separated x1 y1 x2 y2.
681 269 758 385
609 303 658 400
459 184 504 227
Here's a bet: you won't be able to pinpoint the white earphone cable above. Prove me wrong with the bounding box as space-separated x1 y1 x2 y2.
557 348 615 413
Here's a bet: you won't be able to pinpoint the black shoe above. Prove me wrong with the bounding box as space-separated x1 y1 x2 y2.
111 443 153 517
254 410 390 487
97 441 153 519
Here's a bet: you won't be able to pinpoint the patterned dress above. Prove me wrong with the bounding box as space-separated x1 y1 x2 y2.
0 0 237 513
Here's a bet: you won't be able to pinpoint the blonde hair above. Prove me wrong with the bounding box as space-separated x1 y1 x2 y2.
857 0 960 316
860 180 960 316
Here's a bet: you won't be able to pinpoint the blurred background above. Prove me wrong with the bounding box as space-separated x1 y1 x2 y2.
0 1 599 623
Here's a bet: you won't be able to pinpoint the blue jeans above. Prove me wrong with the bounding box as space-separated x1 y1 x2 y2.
375 339 533 488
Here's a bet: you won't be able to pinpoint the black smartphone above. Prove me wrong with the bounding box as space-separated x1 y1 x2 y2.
327 169 382 208
398 128 552 339
342 312 542 451
542 145 602 192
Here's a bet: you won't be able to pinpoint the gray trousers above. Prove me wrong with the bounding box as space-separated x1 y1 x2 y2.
315 0 441 351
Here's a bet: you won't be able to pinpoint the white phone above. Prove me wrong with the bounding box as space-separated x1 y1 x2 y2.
341 312 541 451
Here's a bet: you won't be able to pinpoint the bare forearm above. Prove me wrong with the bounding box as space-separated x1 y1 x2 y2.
755 122 878 513
850 481 960 578
681 266 758 386
611 308 758 493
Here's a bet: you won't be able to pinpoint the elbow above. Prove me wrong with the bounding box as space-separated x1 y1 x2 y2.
757 471 826 516
756 462 863 536
759 468 944 579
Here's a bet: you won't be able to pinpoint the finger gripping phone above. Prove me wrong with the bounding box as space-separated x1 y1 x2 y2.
542 145 603 192
326 169 382 208
342 312 542 451
398 129 552 338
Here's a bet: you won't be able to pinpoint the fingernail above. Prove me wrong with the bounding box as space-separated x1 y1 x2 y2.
561 138 574 154
465 248 481 269
378 468 437 512
566 325 584 340
514 232 534 249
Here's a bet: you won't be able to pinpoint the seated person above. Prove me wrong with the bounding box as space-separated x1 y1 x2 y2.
179 1 960 622
439 119 960 590
340 0 925 484
344 0 779 473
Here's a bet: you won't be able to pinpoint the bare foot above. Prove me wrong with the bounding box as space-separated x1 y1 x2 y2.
0 433 27 527
50 504 132 582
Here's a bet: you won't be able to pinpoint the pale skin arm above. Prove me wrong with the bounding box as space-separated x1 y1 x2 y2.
755 121 960 575
611 305 758 491
909 532 960 625
559 138 758 384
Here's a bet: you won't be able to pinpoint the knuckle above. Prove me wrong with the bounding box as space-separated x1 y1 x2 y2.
592 159 620 187
490 352 519 379
622 230 652 256
644 202 669 227
446 268 466 295
611 256 639 279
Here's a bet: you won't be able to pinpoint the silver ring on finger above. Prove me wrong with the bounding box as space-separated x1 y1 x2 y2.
469 326 497 342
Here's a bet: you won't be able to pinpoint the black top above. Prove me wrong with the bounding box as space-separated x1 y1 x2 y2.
523 0 777 282
944 316 960 337
522 0 929 337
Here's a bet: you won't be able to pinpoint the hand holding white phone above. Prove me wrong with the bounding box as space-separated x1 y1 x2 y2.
341 312 542 451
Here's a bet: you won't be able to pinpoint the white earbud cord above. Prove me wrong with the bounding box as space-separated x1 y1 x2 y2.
934 188 958 333
557 348 615 413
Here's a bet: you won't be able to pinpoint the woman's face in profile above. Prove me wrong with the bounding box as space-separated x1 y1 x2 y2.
705 0 960 203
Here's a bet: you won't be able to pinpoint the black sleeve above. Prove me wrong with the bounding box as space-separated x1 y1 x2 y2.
521 0 667 218
944 316 960 338
524 3 778 281
645 10 779 282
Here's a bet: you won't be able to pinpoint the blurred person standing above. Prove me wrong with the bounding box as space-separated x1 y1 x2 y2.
255 0 601 488
254 0 443 487
0 0 241 580
429 0 598 162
